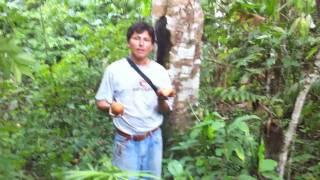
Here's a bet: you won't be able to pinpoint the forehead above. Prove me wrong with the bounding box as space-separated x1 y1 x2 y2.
131 31 151 38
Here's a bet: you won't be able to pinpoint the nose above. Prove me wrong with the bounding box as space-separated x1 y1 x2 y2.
138 39 144 46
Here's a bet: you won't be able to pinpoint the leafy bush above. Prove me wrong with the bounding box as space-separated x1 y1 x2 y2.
163 112 278 179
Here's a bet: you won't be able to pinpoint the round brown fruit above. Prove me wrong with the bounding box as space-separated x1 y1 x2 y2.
111 102 124 115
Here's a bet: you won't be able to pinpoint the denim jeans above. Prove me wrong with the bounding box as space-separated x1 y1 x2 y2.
112 128 163 179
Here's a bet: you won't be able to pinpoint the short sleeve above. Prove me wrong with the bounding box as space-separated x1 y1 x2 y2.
95 67 114 103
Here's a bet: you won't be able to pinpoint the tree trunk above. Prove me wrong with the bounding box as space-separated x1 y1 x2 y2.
278 51 320 178
152 0 204 133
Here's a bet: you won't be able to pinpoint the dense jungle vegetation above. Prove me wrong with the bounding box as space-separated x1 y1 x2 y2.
1 0 319 179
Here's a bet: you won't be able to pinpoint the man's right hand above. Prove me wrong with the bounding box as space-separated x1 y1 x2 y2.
96 100 110 112
96 100 123 117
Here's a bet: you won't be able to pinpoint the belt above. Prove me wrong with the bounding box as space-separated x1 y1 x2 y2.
116 127 159 141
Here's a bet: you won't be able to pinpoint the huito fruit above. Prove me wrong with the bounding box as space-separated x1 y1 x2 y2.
111 102 124 115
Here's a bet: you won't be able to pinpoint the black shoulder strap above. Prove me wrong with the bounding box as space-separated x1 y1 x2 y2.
126 57 159 94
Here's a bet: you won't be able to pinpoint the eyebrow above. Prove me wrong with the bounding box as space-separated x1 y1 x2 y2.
132 34 151 39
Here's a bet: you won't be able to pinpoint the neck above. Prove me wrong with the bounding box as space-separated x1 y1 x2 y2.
130 55 149 66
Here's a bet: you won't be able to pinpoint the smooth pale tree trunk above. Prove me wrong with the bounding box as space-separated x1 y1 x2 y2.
152 0 204 133
278 50 320 178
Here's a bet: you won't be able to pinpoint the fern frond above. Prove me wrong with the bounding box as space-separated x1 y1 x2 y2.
212 86 265 102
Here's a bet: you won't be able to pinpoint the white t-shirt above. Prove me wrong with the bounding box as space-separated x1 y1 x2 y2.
95 58 173 135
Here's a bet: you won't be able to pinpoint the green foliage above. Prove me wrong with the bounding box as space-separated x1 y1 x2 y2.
164 112 267 179
213 86 265 102
258 142 279 179
0 0 152 179
0 121 27 179
1 0 319 179
200 0 320 179
56 156 159 180
0 36 34 83
168 160 184 178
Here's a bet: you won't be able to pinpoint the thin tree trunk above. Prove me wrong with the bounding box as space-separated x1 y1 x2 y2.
278 51 320 178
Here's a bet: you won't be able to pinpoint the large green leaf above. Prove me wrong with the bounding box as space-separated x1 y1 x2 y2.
259 159 277 172
168 160 184 177
0 37 34 82
228 115 260 133
238 174 257 180
234 145 245 162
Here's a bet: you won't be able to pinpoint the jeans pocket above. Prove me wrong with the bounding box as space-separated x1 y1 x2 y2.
113 133 128 157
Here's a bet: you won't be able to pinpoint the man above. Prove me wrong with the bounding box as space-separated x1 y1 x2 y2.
95 21 174 178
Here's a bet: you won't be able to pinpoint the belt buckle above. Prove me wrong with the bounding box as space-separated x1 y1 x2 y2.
131 128 158 141
133 132 149 141
133 134 144 141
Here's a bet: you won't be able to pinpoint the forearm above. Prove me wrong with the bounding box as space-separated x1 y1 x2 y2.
158 98 171 115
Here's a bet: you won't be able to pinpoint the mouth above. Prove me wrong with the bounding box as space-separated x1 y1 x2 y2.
136 49 145 53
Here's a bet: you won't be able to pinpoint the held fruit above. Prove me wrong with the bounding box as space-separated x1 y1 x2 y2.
111 102 124 115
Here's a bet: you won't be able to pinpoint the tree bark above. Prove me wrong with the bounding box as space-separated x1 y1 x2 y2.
152 0 204 132
278 51 320 178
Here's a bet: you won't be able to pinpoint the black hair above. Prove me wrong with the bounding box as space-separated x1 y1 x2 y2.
127 21 155 44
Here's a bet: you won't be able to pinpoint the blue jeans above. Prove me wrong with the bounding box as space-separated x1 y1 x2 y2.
112 128 163 179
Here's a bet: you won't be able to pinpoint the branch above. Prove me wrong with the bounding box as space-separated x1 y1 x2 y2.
278 50 320 178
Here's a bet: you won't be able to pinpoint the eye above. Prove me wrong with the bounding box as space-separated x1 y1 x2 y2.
133 36 140 40
143 38 151 42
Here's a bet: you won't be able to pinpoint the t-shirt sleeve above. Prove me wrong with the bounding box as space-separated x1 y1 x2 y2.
95 67 114 103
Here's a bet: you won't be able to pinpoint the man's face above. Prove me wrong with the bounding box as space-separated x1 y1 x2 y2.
128 31 154 61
